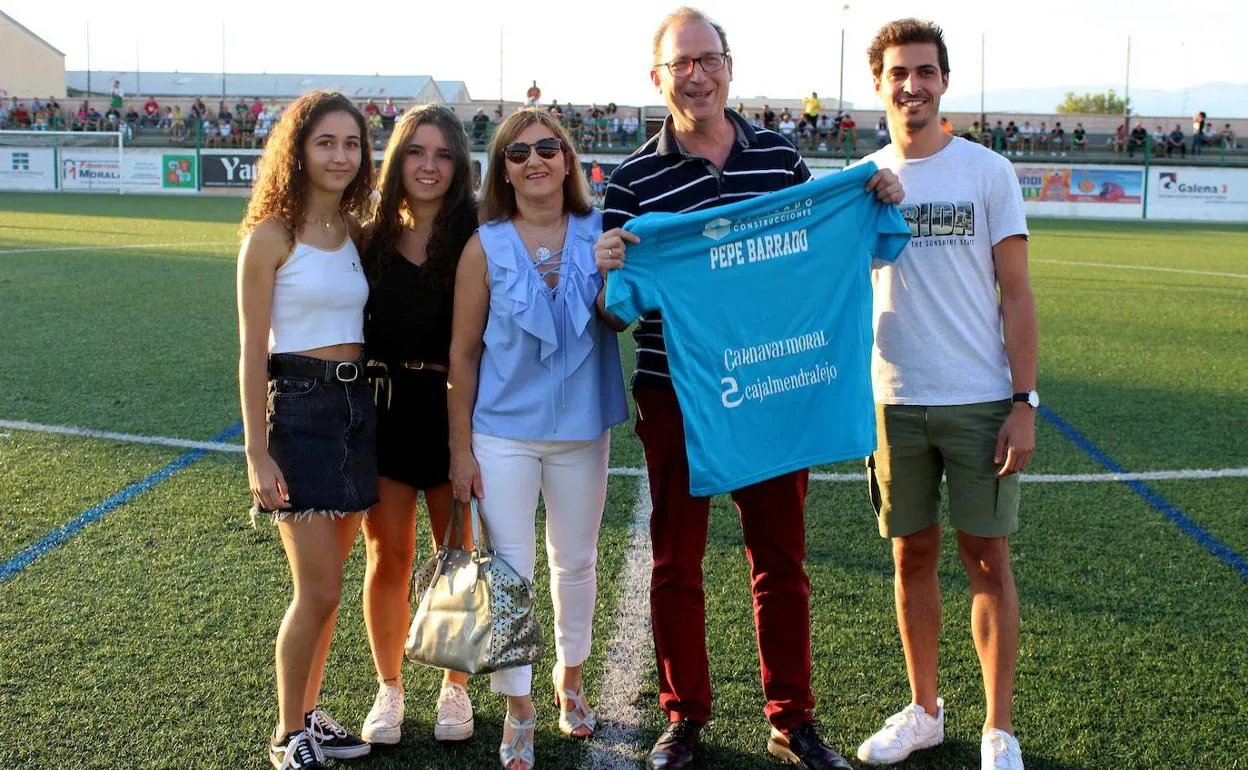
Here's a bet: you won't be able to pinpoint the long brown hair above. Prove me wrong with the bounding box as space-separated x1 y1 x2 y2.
363 105 477 290
480 109 591 223
239 90 373 243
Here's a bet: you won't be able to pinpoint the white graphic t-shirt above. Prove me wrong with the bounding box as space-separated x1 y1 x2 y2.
863 137 1029 405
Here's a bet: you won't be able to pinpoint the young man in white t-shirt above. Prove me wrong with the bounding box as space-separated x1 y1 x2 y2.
855 18 1037 770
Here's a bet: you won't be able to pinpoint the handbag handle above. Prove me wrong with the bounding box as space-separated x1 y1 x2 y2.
438 497 489 553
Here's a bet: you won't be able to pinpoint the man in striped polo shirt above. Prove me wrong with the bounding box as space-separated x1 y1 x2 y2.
594 7 902 770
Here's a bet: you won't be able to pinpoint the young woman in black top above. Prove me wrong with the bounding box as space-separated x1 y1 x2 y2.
357 105 479 746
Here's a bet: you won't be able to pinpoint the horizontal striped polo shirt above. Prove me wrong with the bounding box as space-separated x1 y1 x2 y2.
602 108 812 390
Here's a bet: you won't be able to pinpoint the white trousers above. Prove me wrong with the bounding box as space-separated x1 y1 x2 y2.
472 430 611 697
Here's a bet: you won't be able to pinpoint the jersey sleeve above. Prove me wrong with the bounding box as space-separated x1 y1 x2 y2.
604 217 659 326
867 200 912 263
986 156 1029 245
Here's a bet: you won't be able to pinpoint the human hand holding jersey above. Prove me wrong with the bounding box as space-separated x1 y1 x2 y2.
604 163 910 495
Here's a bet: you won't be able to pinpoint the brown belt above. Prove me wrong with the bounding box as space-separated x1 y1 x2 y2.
397 360 449 374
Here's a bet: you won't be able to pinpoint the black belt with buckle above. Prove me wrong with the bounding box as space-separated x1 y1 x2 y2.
268 357 362 383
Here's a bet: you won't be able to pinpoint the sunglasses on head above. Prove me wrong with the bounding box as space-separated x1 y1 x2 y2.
504 137 564 163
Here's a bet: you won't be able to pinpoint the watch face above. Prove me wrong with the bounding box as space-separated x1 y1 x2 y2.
1028 391 1040 408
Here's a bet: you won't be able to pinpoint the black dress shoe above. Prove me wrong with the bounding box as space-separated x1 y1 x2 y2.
647 719 704 770
767 722 852 769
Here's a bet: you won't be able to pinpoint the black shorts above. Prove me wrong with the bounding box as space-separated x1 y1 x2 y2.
259 354 379 519
376 369 451 491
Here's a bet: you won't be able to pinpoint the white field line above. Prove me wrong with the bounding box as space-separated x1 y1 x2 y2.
0 241 232 256
1031 258 1248 280
4 420 1247 484
584 477 653 770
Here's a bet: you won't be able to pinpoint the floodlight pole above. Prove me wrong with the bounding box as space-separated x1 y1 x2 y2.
1124 35 1132 125
980 33 986 130
86 22 91 97
837 4 849 112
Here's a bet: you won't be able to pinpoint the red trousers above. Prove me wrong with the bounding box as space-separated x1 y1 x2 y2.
634 387 814 731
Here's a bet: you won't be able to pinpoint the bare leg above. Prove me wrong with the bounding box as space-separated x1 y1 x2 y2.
302 513 363 711
275 512 360 734
957 532 1019 735
893 524 943 716
362 478 420 689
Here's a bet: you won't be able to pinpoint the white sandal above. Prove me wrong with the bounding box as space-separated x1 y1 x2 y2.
499 712 536 770
552 668 596 739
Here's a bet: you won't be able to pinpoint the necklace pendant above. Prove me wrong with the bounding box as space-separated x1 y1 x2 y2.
536 246 552 261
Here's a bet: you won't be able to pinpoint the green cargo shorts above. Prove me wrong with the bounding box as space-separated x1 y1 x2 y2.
867 400 1020 539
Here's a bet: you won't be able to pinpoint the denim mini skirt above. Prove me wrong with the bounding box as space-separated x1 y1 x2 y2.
253 353 379 523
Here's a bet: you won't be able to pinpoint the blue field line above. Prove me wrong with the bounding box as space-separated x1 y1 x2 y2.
0 421 243 584
1039 406 1248 581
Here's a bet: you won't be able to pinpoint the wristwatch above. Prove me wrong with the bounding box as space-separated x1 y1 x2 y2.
1012 390 1040 409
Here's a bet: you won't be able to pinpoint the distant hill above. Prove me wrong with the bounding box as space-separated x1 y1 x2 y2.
938 82 1248 118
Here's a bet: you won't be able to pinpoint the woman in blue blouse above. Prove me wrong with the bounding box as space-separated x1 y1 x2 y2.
448 110 627 770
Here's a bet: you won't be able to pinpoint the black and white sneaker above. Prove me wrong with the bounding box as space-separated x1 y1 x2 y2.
270 729 328 770
307 707 372 759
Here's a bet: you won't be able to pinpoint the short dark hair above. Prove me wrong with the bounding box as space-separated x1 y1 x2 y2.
652 7 729 65
867 19 950 80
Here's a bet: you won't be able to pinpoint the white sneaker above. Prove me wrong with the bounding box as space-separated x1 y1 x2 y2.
982 728 1024 770
856 698 944 765
434 681 474 741
361 683 404 745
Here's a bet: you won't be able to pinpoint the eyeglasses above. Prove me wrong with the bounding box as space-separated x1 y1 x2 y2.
655 52 729 78
503 137 564 163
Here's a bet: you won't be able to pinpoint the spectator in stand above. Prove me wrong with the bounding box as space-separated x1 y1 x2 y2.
606 103 622 148
803 91 822 129
595 106 611 148
525 80 541 107
1151 124 1166 150
74 102 88 131
170 105 186 138
1166 124 1186 157
964 120 980 142
1071 123 1087 154
0 101 10 128
1127 122 1148 157
1112 123 1127 155
1004 121 1019 155
252 106 271 147
991 120 1005 152
763 104 776 131
840 113 857 148
204 119 219 147
220 116 236 146
735 102 748 119
778 110 797 142
12 99 31 128
125 104 140 137
876 116 889 148
751 112 764 129
368 110 384 136
939 115 953 135
381 97 398 131
472 107 490 145
49 105 66 131
1019 121 1034 154
110 80 124 112
1050 122 1066 156
32 106 49 131
364 99 381 120
218 101 231 122
1221 123 1237 149
268 98 282 122
103 104 122 132
142 96 160 127
1192 111 1207 155
233 98 250 120
549 100 564 122
800 116 817 150
250 97 264 120
1035 121 1049 154
977 121 993 148
622 111 639 145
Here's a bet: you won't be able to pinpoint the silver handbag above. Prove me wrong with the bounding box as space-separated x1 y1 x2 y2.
404 498 543 674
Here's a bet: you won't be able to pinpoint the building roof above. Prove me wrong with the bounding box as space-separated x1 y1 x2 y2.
64 71 452 100
0 9 66 57
438 80 471 102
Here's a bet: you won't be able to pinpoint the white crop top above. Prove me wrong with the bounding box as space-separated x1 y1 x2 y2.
268 237 369 353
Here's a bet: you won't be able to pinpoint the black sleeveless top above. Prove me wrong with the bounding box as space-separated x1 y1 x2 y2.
363 251 453 366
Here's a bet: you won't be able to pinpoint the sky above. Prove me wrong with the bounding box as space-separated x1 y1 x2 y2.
5 0 1245 111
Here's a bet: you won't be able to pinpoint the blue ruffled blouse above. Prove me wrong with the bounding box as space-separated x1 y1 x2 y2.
473 208 628 441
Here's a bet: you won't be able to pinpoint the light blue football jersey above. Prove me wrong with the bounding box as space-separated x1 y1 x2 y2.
606 162 910 495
